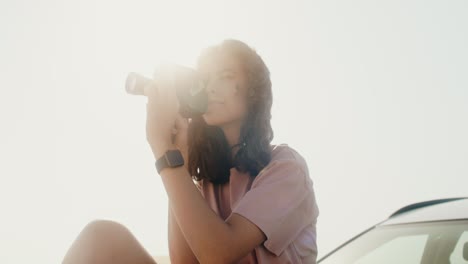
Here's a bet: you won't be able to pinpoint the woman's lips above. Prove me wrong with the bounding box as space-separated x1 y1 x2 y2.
206 100 224 111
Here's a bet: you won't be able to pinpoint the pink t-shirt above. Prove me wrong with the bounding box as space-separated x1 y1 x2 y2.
194 144 319 263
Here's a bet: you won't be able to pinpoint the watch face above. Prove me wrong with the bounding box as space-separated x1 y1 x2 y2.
166 150 184 167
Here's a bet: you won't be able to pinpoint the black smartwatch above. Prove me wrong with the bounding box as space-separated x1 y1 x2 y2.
155 149 184 174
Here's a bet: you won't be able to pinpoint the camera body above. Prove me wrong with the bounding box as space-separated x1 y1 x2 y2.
126 65 208 118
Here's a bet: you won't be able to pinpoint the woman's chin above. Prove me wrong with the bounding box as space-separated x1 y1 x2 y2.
202 114 221 126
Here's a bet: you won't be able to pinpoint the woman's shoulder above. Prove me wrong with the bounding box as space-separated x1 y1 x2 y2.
250 143 313 190
270 144 307 164
263 144 309 176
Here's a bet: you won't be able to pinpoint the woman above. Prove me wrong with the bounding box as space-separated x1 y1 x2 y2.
62 39 319 264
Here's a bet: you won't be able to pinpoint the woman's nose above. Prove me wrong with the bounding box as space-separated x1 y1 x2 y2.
204 79 216 94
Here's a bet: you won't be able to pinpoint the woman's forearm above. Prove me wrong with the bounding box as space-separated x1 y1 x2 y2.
159 166 234 264
168 202 199 264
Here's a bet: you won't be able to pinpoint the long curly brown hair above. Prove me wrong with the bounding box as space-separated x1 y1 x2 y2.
188 39 274 184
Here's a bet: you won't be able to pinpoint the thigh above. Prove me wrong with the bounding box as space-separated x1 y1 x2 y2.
63 220 158 264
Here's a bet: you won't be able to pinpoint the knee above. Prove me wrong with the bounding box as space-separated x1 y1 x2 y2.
83 219 129 233
80 219 132 243
63 220 131 263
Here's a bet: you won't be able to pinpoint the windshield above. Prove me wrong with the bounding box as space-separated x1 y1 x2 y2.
319 220 468 264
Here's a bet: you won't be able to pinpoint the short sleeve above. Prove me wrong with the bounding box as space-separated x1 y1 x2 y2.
231 158 318 256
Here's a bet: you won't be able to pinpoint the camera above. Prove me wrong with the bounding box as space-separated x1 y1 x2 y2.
125 65 208 118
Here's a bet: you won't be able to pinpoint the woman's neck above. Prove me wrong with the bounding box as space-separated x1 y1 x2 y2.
221 121 242 159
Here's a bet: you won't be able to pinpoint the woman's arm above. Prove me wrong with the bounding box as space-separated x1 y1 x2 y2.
168 201 199 264
145 75 266 263
158 163 266 264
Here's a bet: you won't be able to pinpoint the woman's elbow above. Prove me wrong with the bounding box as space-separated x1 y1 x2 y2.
197 248 241 264
169 247 199 264
197 256 233 264
169 254 199 264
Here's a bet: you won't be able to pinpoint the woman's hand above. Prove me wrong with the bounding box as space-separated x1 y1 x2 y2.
172 115 190 168
145 75 179 159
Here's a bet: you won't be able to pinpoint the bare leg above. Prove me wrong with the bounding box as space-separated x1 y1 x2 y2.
62 220 158 264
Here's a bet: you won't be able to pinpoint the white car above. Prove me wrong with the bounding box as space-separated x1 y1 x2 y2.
318 198 468 264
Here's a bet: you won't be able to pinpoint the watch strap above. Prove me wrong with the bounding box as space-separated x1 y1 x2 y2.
155 149 184 174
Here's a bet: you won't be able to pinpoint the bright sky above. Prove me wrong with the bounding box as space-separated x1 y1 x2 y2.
1 0 467 263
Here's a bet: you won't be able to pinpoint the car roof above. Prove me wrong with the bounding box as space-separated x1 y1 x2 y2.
380 197 468 226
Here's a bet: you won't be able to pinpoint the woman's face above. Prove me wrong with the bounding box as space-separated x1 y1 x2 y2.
198 52 249 128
